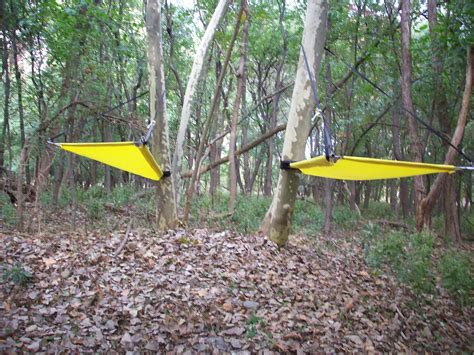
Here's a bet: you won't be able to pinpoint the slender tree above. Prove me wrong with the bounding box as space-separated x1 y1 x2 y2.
419 46 473 241
229 0 250 214
400 0 426 228
259 0 328 246
146 0 178 229
172 0 230 190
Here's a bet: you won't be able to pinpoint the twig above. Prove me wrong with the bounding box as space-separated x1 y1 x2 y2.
114 218 134 257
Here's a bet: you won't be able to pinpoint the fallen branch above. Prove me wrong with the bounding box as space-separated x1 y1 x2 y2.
373 219 411 230
114 218 134 257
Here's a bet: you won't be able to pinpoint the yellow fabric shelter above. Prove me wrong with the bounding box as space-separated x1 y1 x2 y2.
289 155 456 180
57 142 164 181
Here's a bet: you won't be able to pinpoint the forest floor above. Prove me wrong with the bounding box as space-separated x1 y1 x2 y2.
0 209 473 353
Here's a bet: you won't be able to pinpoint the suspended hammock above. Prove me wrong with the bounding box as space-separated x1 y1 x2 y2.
48 121 167 181
281 155 466 181
282 45 473 181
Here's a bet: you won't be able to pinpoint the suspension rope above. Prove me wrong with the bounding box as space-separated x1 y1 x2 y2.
301 45 333 161
324 47 473 164
49 90 149 143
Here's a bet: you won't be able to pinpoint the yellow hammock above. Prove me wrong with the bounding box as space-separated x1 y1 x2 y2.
285 155 458 181
49 141 164 181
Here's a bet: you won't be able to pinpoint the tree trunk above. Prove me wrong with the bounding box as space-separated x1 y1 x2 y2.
146 0 178 230
16 140 28 232
229 0 249 214
182 5 244 223
391 103 409 219
172 0 230 190
444 175 461 242
0 25 10 177
259 0 328 246
400 0 426 227
419 46 473 237
263 1 288 197
11 23 29 184
465 172 472 213
323 60 335 233
210 54 223 197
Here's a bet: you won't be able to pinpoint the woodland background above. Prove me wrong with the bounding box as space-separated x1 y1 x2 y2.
0 0 473 352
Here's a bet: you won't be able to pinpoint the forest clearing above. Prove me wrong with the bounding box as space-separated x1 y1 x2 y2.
1 0 473 352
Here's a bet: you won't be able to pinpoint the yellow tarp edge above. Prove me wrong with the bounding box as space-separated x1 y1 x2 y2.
58 141 163 181
290 155 456 181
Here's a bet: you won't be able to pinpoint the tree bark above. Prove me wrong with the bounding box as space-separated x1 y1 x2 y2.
210 54 223 197
146 0 178 230
172 0 230 190
11 14 29 184
323 60 335 234
182 6 244 223
263 0 288 196
0 24 10 177
400 0 426 228
16 140 28 232
444 175 461 242
391 102 409 219
259 0 328 246
419 46 473 238
229 0 249 214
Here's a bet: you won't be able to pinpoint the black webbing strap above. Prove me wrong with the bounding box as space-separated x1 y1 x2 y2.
324 46 473 164
301 45 333 161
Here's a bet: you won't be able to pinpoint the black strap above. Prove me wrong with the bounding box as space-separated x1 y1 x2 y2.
301 45 332 161
324 47 473 164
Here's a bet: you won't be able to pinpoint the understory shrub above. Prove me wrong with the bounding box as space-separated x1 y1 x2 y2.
0 192 17 227
439 252 473 307
191 194 325 234
332 206 361 230
2 263 32 287
366 231 435 293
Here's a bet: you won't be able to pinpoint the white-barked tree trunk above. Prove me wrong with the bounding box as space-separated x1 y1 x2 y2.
171 0 230 190
146 0 178 230
259 0 328 247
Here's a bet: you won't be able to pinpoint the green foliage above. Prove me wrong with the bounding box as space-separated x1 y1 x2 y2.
245 312 266 339
292 200 324 236
87 198 104 221
2 263 32 287
0 193 18 227
366 230 405 269
190 192 271 233
191 193 327 235
460 209 474 240
361 221 381 255
399 232 435 293
439 252 474 307
363 202 395 221
366 231 435 293
332 206 361 230
232 195 272 234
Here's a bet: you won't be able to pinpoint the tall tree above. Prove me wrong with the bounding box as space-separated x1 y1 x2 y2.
182 4 245 223
419 46 473 241
0 0 11 176
171 0 230 191
229 0 250 214
400 0 426 228
263 0 288 196
260 0 328 246
146 0 178 229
